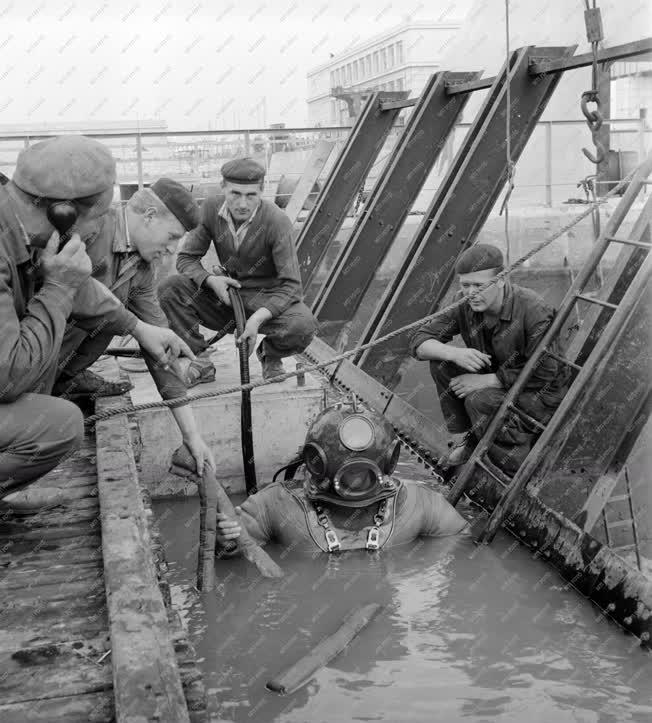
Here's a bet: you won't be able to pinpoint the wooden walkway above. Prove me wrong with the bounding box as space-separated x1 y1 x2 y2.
0 433 113 722
0 392 208 722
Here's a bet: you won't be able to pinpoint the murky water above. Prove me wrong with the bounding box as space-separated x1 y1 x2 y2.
154 497 652 723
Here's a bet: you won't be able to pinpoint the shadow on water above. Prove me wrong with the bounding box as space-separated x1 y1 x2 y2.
154 497 652 723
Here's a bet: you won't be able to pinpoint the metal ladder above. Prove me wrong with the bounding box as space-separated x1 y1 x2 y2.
447 154 652 545
601 467 643 570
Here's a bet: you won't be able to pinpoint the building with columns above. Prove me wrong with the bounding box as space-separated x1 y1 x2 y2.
306 21 462 127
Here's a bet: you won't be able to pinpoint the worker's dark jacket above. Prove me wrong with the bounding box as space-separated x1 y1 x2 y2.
0 186 138 402
410 282 569 404
176 197 303 317
60 206 187 400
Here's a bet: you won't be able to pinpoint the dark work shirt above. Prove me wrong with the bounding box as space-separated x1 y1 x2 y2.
410 282 569 402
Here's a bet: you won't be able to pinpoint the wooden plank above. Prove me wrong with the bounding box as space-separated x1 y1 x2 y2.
0 619 108 652
0 649 112 705
0 547 103 569
0 522 100 542
1 563 102 590
284 140 334 224
0 691 114 723
0 598 107 633
0 533 100 558
95 399 190 723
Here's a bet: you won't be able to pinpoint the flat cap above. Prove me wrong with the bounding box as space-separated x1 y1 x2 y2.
221 157 265 184
455 243 504 275
14 135 116 199
150 177 200 231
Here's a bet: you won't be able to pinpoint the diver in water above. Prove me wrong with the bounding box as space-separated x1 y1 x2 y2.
215 402 470 555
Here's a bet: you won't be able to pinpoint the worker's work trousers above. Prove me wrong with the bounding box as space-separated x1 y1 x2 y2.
158 274 317 359
0 394 84 499
430 361 560 473
57 326 115 379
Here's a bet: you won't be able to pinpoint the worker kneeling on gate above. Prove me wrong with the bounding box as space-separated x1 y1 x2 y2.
158 157 317 385
214 403 470 556
410 243 569 474
0 136 204 503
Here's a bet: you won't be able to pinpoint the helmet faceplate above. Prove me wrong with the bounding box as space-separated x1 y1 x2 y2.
302 402 401 507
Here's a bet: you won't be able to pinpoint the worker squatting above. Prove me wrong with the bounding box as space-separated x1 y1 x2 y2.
0 135 568 553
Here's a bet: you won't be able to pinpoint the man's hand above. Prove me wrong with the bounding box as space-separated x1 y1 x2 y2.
450 373 501 399
132 321 195 370
216 510 242 546
184 434 215 477
236 308 272 356
205 274 241 306
40 231 92 290
448 347 492 372
236 317 260 356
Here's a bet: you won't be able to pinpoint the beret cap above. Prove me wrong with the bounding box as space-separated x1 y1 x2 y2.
221 157 265 184
455 244 504 275
150 177 200 231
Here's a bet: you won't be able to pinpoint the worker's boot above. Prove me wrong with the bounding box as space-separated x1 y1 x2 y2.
441 432 475 467
53 369 133 400
256 343 285 382
185 351 216 388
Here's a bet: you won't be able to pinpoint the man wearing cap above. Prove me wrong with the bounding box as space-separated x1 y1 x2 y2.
410 243 569 472
0 136 203 503
51 178 215 473
158 157 317 384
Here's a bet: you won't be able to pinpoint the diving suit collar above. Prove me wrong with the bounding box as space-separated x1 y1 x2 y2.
303 476 401 509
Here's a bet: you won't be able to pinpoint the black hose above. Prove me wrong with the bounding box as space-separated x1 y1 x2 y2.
228 287 257 496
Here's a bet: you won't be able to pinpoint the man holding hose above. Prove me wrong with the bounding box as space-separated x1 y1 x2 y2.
158 158 317 384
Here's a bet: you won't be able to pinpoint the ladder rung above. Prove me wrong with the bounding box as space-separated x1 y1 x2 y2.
606 519 634 529
543 348 582 371
476 455 513 487
575 293 618 310
507 403 546 432
607 494 631 503
606 235 652 250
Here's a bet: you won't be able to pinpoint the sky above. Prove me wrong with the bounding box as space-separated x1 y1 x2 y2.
1 0 648 133
0 0 470 131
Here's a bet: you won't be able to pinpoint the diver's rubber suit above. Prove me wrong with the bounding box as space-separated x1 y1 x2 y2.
221 478 470 554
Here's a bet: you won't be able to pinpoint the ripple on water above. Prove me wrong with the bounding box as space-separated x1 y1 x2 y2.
153 499 652 723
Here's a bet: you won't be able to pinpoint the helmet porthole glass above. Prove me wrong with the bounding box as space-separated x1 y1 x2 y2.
304 442 327 478
333 460 382 499
338 416 375 451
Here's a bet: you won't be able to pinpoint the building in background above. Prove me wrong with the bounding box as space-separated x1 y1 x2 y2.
306 21 462 127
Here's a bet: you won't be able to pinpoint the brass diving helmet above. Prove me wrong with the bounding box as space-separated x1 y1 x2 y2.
302 402 402 508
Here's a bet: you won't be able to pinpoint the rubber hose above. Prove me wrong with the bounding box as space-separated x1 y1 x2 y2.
228 286 258 496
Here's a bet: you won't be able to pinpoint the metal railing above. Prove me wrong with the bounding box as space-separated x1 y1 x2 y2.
0 117 648 206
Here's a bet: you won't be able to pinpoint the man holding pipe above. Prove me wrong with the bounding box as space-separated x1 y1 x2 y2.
52 177 214 474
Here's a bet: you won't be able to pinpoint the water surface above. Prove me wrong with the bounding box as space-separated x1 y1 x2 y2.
155 497 652 723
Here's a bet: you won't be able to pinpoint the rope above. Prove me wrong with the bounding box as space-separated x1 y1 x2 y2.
84 161 644 428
